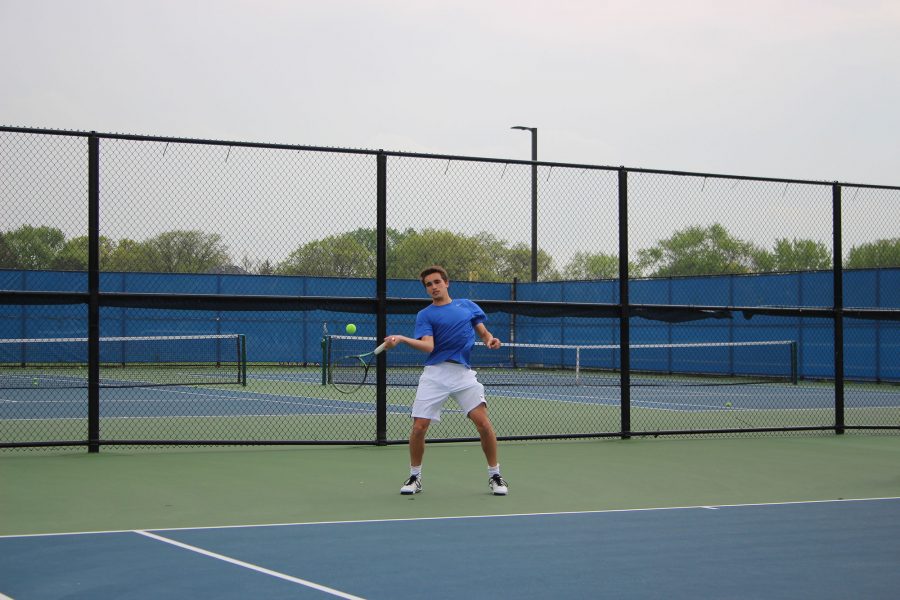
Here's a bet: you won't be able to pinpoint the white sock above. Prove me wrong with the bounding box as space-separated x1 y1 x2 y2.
410 466 422 477
487 464 500 476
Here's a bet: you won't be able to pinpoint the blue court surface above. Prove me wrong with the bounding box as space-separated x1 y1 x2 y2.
2 497 899 599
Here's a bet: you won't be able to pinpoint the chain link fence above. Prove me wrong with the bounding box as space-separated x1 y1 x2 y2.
1 126 898 450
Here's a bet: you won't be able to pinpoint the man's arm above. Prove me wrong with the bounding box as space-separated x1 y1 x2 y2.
474 323 501 349
383 334 434 354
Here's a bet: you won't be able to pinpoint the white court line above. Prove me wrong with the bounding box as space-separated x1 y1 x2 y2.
4 496 899 540
135 530 365 600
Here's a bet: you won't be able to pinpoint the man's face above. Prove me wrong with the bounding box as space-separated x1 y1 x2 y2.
422 273 449 302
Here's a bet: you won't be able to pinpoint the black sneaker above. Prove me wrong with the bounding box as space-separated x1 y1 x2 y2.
489 474 508 496
400 474 422 495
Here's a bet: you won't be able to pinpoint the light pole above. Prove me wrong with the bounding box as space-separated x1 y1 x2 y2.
511 126 538 281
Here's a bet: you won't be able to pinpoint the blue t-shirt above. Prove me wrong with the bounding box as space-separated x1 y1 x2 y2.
414 299 487 367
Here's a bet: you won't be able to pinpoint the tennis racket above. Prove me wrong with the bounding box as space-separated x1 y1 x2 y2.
330 341 388 393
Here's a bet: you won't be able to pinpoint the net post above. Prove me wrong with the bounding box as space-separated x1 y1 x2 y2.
240 334 247 386
575 347 581 385
321 335 330 386
790 341 798 385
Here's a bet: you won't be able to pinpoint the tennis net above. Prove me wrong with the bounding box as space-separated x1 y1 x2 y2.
324 335 798 388
0 334 247 389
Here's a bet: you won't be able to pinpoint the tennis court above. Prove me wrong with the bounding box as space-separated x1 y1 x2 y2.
4 349 898 420
2 436 899 598
3 363 900 446
4 374 900 417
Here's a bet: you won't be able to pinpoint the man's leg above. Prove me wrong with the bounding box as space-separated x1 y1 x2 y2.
466 404 497 466
468 403 508 495
409 417 431 467
400 417 431 495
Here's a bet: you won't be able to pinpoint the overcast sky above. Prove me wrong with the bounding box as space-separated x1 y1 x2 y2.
2 0 899 186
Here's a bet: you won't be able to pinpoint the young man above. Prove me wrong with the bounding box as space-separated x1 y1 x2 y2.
383 265 509 496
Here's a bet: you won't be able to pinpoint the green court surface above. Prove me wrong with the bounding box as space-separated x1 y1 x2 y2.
1 434 899 537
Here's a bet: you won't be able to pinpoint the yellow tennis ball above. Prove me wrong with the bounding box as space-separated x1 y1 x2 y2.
345 323 357 334
724 402 733 408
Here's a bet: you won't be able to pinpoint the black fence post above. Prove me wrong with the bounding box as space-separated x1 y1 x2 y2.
376 152 388 445
530 131 538 282
618 167 631 439
88 135 101 453
833 182 845 434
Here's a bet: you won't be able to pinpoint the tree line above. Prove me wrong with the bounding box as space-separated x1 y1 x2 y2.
1 224 897 281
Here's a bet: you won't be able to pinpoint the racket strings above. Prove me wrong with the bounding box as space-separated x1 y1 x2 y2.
331 355 371 393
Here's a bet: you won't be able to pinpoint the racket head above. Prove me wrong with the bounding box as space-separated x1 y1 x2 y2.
330 354 371 393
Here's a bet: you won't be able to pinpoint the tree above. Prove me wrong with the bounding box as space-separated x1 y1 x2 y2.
0 232 16 268
276 234 374 277
2 225 67 269
636 224 760 277
389 229 501 280
256 259 275 275
47 235 119 271
753 238 832 272
562 252 623 280
477 236 558 282
141 230 230 273
341 227 415 256
240 255 276 276
274 227 420 277
276 228 560 281
845 238 900 269
49 236 89 271
104 238 154 272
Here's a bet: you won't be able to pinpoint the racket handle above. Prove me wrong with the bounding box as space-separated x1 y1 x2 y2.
373 342 388 355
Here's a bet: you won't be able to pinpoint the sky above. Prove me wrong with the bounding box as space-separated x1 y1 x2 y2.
2 0 899 186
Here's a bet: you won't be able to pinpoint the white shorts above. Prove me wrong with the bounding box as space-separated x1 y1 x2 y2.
411 362 486 422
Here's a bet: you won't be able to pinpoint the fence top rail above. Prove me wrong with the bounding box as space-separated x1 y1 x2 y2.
2 125 898 191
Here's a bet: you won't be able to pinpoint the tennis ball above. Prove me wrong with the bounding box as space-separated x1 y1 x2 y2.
724 402 733 408
32 378 39 386
345 323 357 334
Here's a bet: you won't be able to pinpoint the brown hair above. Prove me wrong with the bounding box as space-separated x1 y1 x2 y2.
419 265 448 283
